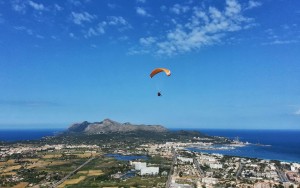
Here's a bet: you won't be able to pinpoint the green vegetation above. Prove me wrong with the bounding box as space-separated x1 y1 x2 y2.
0 129 228 187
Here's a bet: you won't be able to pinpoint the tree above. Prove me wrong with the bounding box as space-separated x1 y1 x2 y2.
179 171 183 177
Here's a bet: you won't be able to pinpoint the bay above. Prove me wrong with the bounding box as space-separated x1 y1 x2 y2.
186 129 300 163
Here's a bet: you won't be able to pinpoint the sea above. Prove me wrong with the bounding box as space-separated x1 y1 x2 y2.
186 129 300 163
0 128 299 163
0 129 64 142
105 154 148 161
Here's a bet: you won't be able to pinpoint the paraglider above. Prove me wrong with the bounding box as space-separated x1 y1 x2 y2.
150 68 171 78
150 68 171 96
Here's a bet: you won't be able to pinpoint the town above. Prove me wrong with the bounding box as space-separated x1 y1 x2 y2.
1 139 300 188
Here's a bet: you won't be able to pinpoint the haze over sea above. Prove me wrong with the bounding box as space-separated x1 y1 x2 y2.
0 128 299 163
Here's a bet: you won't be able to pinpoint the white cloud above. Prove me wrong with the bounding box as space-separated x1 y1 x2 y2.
36 34 44 39
14 26 33 35
85 22 106 38
136 7 151 17
71 12 96 25
225 0 241 17
265 28 273 35
54 4 63 11
170 4 190 15
282 24 290 30
68 0 89 8
107 3 116 9
119 36 129 41
140 37 156 46
84 17 131 38
264 28 278 39
295 109 300 115
135 0 256 56
127 48 150 55
28 1 45 11
160 5 167 12
262 39 298 45
156 27 222 56
107 16 131 31
69 32 75 38
107 16 127 25
68 0 81 6
91 44 97 48
11 0 27 14
247 0 262 10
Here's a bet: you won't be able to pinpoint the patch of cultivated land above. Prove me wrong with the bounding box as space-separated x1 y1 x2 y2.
77 176 167 188
12 182 29 188
0 159 15 166
20 158 39 162
2 165 22 173
77 170 103 176
58 176 86 188
42 154 62 159
1 172 17 176
26 159 70 169
75 153 94 158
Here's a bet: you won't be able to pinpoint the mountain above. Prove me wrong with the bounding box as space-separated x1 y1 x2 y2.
67 119 168 134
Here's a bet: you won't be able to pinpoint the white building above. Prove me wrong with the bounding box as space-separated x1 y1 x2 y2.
202 177 218 184
269 164 276 171
132 162 147 170
140 167 159 175
291 163 300 172
265 171 278 179
177 157 193 163
170 183 193 188
209 163 223 169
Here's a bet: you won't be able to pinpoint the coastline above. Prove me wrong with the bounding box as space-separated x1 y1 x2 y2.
1 128 299 163
186 143 300 163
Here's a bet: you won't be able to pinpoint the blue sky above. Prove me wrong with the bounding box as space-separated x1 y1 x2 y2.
0 0 300 129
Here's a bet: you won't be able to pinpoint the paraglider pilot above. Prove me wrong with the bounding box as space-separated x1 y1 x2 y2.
150 68 171 97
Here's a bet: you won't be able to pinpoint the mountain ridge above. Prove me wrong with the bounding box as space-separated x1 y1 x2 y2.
67 118 168 134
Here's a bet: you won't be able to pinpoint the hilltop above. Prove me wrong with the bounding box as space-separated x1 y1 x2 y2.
67 118 168 134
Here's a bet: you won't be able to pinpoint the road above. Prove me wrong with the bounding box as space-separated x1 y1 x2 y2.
276 168 289 182
235 162 244 179
194 157 204 177
51 157 95 188
166 149 177 188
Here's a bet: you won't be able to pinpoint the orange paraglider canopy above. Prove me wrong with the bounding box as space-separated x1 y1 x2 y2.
150 68 171 78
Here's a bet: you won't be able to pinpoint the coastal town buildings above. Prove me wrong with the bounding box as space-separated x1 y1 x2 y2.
151 141 300 188
1 140 300 187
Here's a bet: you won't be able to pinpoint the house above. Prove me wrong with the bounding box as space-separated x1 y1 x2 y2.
140 167 159 176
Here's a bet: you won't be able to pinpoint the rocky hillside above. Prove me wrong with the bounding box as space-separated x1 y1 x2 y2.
67 119 168 134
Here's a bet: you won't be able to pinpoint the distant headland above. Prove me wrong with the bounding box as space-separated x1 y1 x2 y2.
67 118 168 134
